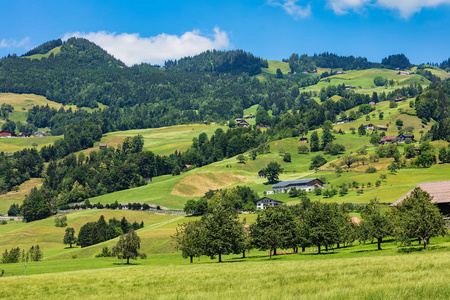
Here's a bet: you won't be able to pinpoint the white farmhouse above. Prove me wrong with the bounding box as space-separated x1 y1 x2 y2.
256 197 283 210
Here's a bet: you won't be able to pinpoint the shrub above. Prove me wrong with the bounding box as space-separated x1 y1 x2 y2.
365 166 377 173
309 155 327 170
0 220 7 225
283 153 292 163
298 145 309 154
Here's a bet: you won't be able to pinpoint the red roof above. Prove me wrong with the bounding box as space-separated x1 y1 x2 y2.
380 135 397 142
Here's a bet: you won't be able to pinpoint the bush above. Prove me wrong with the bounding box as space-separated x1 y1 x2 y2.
139 253 147 259
309 155 327 170
365 166 377 173
395 119 403 127
298 145 309 154
0 220 7 225
374 76 387 86
283 153 292 163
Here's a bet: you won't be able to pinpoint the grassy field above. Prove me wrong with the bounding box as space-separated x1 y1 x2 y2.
22 46 62 60
0 135 60 153
0 178 42 213
0 241 449 299
100 124 227 156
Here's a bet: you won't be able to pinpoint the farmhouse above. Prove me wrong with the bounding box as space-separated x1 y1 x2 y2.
0 131 15 138
256 197 283 210
391 181 450 216
244 114 255 119
271 178 324 194
19 132 27 138
345 85 356 89
237 121 250 127
365 124 375 130
99 143 107 149
336 71 345 75
34 131 47 137
258 170 265 178
394 97 403 102
377 125 388 131
379 135 398 144
397 134 414 142
369 101 375 106
235 118 243 122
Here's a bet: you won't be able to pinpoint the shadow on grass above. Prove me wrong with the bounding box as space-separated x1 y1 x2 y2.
112 262 142 266
262 181 280 186
351 249 381 254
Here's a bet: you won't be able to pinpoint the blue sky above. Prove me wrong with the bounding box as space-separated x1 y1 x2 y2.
1 0 449 65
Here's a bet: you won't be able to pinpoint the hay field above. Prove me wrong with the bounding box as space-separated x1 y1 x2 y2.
171 172 251 197
0 178 42 213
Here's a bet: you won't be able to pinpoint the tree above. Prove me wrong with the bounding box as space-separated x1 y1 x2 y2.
173 220 205 263
341 155 356 168
360 199 392 250
321 120 335 149
236 154 246 164
387 162 398 174
309 155 327 170
306 202 340 253
112 230 141 264
63 227 77 248
391 187 446 250
202 204 244 263
283 153 292 163
21 188 51 222
276 68 283 79
263 162 284 183
358 124 366 136
310 131 320 152
298 145 309 154
55 215 68 227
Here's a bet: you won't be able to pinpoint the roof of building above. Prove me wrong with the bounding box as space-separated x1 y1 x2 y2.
380 135 397 142
377 125 388 129
273 178 321 189
351 217 361 225
257 197 283 204
392 181 450 206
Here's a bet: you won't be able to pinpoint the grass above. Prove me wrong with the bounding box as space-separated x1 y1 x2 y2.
102 124 227 156
22 46 62 60
0 136 60 153
0 178 42 213
1 244 450 299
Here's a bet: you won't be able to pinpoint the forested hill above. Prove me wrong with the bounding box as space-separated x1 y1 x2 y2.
164 50 268 75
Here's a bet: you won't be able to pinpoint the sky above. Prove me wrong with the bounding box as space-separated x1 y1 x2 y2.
0 0 449 66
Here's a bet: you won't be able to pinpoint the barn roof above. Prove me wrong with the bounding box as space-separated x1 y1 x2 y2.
273 178 321 189
391 180 450 206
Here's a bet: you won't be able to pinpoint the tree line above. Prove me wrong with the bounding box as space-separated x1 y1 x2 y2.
174 188 447 263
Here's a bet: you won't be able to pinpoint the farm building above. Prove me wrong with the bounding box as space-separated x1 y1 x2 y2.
345 85 356 89
369 101 375 106
99 143 108 149
377 125 388 131
379 135 398 144
256 197 283 210
270 178 324 194
244 114 255 119
391 181 450 216
258 170 265 178
237 121 250 128
235 118 243 122
365 124 375 130
34 131 47 137
0 131 15 138
397 134 414 142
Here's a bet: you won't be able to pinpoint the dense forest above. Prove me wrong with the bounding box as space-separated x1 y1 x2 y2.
286 52 374 73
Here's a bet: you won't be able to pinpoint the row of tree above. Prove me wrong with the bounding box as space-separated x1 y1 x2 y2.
174 188 447 263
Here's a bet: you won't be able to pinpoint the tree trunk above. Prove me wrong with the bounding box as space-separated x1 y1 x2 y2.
190 256 193 263
337 243 340 249
269 250 272 260
423 238 428 250
218 253 222 263
243 250 246 258
274 248 277 256
127 257 130 264
325 244 328 252
418 238 421 245
377 238 382 250
302 246 305 253
318 244 321 254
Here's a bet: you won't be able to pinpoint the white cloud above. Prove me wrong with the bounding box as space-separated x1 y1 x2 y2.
326 0 450 17
63 28 230 66
0 37 30 48
267 0 312 18
376 0 450 18
326 0 371 15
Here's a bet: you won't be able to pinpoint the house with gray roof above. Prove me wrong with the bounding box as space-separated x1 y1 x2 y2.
269 178 324 194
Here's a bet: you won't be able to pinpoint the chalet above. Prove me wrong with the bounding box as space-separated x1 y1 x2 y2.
244 114 255 119
345 85 356 89
379 135 398 144
302 70 317 74
391 181 450 216
99 143 108 149
365 124 375 130
237 121 250 128
235 118 243 122
256 197 283 210
377 125 388 131
394 97 403 102
18 132 27 138
336 119 350 125
256 123 265 128
271 178 324 194
336 71 345 75
183 164 192 172
397 134 414 142
369 101 376 106
398 71 414 76
34 131 47 137
0 131 14 138
258 170 265 178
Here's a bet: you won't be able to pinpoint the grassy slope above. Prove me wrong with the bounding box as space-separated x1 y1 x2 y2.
22 46 62 60
0 178 42 213
1 241 450 299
